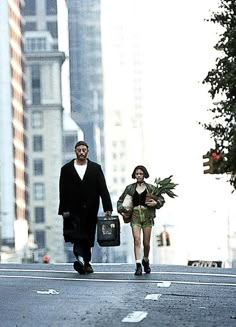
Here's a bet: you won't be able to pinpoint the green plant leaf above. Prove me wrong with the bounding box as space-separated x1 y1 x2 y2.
152 175 178 199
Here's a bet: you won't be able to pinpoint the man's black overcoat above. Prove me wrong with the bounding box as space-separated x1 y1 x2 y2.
58 159 112 245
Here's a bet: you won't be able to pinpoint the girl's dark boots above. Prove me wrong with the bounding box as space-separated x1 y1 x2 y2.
134 263 142 276
142 259 151 273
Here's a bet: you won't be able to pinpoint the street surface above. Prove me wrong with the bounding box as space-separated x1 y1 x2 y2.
0 263 236 327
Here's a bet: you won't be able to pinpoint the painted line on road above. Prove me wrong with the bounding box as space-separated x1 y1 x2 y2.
157 281 171 287
1 274 236 287
122 311 148 323
1 268 236 279
36 289 59 295
145 294 162 300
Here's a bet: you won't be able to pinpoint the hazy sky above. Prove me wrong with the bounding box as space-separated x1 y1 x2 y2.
101 0 236 263
137 0 236 263
58 0 236 264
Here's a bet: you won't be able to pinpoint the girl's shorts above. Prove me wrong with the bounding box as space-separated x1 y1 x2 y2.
131 206 154 228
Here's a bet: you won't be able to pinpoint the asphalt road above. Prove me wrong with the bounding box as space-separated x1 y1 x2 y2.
0 263 236 327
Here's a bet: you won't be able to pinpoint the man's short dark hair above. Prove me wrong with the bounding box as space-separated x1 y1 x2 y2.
131 165 149 179
75 141 89 149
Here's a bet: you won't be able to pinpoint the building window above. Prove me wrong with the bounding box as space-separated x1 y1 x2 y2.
35 230 45 249
46 0 57 15
23 22 36 32
33 159 44 176
25 38 47 53
33 135 43 152
114 111 122 126
63 135 77 153
32 111 43 128
23 0 36 15
35 207 45 223
34 183 45 200
31 65 41 104
46 22 58 38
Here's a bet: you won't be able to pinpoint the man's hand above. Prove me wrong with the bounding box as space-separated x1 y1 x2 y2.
105 211 112 217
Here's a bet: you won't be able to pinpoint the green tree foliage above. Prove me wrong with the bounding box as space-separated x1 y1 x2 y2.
203 0 236 190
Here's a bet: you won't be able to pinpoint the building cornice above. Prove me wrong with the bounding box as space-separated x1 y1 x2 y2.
24 51 65 65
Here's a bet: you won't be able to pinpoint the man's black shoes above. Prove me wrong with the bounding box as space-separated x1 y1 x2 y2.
84 262 94 274
142 259 151 274
73 260 85 274
73 261 94 274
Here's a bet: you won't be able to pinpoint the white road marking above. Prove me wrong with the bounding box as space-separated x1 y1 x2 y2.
145 294 162 300
0 268 236 279
0 274 236 287
122 311 148 323
157 281 171 287
36 289 59 295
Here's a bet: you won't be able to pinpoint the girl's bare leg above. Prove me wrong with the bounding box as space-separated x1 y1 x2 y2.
143 227 152 258
132 226 142 260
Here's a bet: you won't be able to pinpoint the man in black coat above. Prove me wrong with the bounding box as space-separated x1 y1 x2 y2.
58 141 112 274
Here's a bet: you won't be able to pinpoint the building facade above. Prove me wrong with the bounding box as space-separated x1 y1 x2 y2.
0 0 28 255
23 0 65 262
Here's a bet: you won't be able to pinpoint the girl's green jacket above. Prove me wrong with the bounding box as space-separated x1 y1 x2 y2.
117 182 165 219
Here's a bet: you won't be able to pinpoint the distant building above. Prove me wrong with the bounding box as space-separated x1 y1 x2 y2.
101 1 146 263
62 113 84 165
23 0 65 262
0 0 28 253
66 0 105 167
23 0 58 50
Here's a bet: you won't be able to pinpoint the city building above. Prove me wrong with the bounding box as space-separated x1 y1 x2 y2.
0 0 28 257
23 0 65 262
66 0 105 166
62 113 84 166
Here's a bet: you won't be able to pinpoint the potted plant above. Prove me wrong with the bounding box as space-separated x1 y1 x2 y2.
145 175 178 203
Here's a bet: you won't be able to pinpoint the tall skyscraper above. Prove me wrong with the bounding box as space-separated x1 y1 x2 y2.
0 0 28 253
66 0 105 167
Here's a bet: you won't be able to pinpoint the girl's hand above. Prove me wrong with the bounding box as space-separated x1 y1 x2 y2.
146 199 157 207
122 212 131 220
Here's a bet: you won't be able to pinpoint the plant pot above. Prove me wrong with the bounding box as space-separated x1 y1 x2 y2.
121 209 132 224
145 192 158 204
